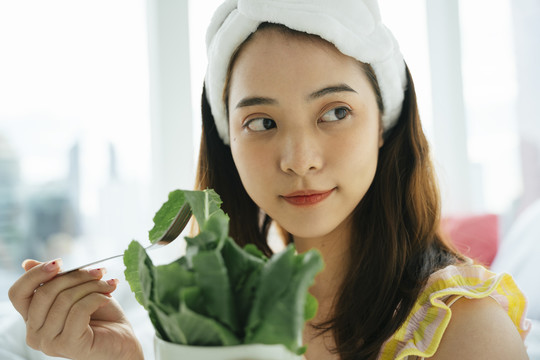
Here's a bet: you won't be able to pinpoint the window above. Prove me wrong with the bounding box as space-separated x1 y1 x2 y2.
0 0 152 298
381 0 538 223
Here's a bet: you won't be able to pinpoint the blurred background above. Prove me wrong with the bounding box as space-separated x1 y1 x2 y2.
0 0 539 357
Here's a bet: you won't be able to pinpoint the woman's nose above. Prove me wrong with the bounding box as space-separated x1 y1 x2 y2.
279 131 323 177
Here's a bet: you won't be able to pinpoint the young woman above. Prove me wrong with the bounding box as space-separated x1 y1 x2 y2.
8 1 531 359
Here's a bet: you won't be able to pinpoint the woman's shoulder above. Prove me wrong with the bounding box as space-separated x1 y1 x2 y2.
427 295 528 359
378 262 531 360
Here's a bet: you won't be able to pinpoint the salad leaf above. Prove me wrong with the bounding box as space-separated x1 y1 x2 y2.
304 292 318 322
220 237 266 332
153 261 195 312
244 245 324 354
183 189 224 229
123 240 154 309
148 190 190 244
123 240 171 339
151 288 241 346
123 189 324 355
192 248 239 332
176 287 241 346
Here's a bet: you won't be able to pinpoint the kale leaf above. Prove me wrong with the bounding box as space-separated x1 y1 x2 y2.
124 189 323 354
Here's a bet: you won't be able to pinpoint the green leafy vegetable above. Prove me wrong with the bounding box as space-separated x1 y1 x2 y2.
124 189 324 354
148 190 188 244
192 249 239 332
123 241 154 309
244 245 324 354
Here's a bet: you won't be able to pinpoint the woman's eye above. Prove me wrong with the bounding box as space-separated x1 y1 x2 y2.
320 107 351 122
245 118 276 132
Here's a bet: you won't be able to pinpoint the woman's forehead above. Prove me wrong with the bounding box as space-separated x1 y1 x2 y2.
228 29 372 101
237 27 345 64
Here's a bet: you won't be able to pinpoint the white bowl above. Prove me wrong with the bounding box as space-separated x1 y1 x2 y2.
154 335 303 360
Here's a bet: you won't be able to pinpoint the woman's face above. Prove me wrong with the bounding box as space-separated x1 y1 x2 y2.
228 28 383 241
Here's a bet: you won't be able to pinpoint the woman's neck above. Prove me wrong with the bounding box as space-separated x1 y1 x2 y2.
293 218 352 314
293 219 352 359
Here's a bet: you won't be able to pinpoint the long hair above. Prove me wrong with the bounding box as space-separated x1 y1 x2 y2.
195 24 464 360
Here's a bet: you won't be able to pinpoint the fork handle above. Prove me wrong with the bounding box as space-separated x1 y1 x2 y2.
56 243 159 276
56 253 126 276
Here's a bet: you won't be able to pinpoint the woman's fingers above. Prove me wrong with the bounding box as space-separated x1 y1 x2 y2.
25 268 107 333
31 276 117 339
88 279 124 322
22 259 42 272
63 292 116 346
8 259 141 360
27 292 113 357
60 292 135 360
26 279 118 354
8 259 62 319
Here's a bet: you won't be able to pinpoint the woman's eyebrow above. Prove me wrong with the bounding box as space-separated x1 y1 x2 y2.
234 84 356 109
308 84 357 100
235 96 278 109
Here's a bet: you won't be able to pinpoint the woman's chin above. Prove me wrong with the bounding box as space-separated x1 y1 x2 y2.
284 226 338 244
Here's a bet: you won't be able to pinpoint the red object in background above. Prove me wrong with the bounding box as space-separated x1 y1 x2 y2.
441 214 499 267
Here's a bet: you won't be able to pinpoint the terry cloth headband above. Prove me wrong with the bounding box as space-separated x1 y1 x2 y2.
205 0 407 145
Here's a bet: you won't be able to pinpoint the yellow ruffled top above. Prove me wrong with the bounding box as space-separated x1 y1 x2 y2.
378 263 531 360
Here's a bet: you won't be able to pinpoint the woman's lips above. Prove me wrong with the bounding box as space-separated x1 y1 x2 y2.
281 189 335 206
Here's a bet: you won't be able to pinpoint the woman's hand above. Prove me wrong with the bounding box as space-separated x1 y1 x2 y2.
8 259 143 360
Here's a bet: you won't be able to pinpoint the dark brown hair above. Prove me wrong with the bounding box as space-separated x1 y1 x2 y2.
195 24 464 360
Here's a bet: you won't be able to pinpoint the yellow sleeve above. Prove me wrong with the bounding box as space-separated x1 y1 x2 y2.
378 264 531 360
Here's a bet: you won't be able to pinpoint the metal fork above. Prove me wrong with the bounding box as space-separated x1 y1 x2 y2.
57 204 192 275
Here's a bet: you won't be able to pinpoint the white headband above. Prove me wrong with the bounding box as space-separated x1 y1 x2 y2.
205 0 407 145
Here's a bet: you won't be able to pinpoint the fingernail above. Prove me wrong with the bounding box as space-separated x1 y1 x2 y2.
89 268 107 277
106 278 118 286
43 259 62 272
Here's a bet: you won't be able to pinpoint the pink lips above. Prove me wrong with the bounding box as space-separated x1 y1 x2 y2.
282 189 335 206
